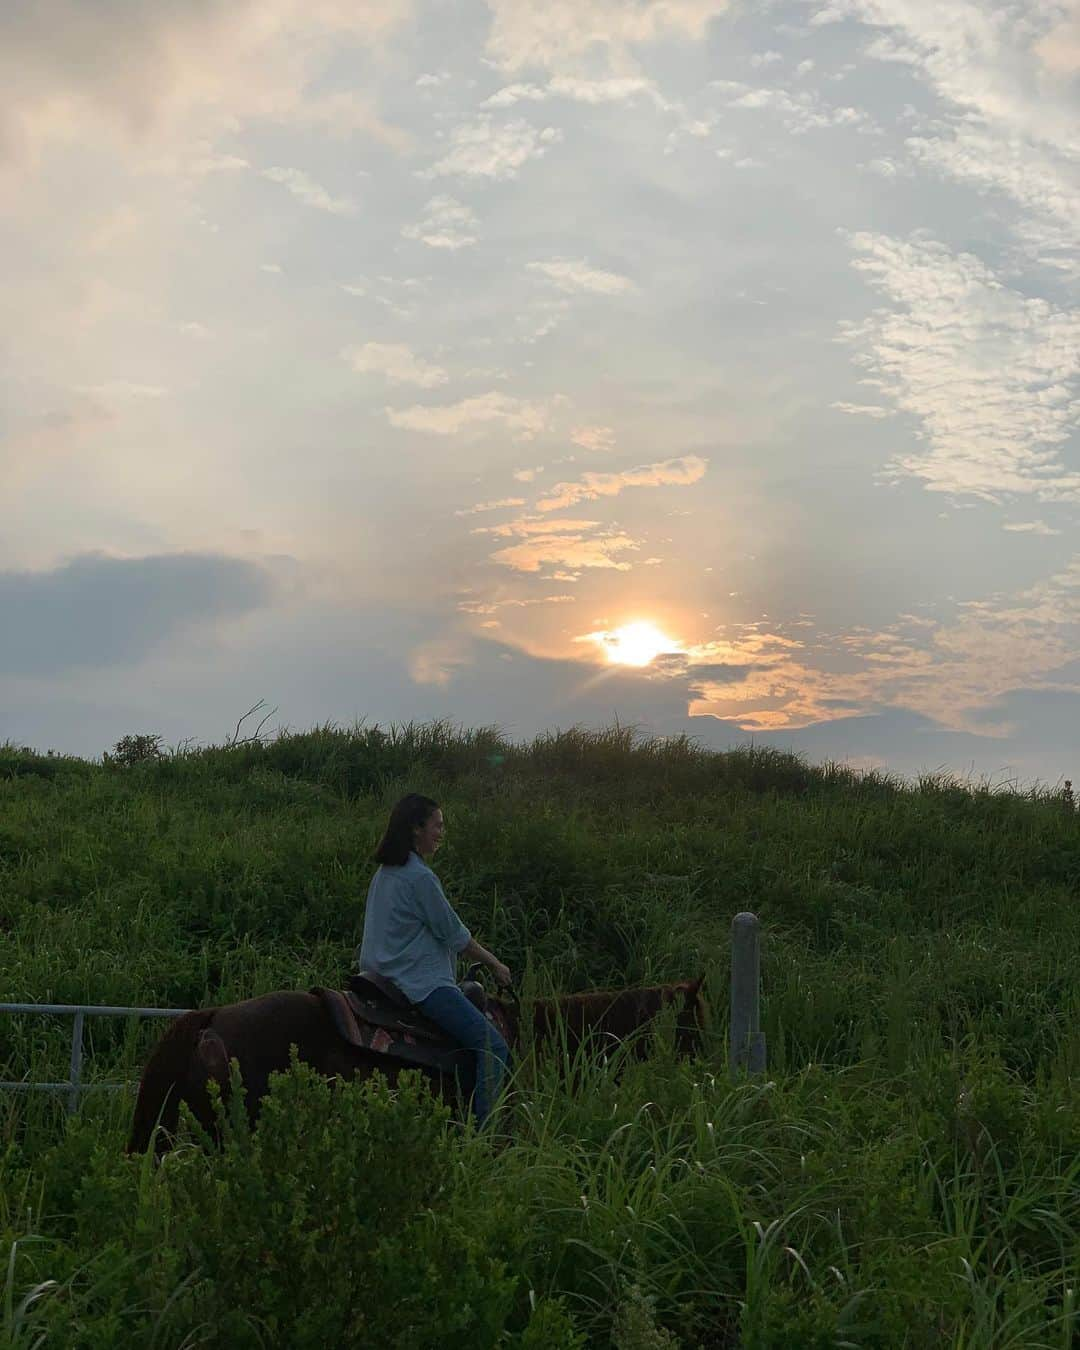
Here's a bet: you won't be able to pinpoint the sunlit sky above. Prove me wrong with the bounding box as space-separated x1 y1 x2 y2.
3 0 1080 787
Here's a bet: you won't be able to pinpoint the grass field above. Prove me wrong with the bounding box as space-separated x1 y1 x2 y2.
1 720 1078 1347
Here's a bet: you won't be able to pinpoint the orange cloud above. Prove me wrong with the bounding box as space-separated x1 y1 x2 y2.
536 454 707 511
489 531 639 572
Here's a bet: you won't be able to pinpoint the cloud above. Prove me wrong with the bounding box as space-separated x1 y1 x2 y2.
471 516 602 538
714 80 872 134
839 233 1080 501
401 195 479 249
570 426 616 451
1003 521 1062 536
0 0 410 172
455 497 527 516
260 166 357 214
456 592 575 613
0 552 277 675
830 401 893 419
286 89 411 149
386 391 547 437
1035 5 1080 74
527 258 635 294
536 454 708 511
814 0 1080 271
408 636 472 687
470 512 642 574
488 531 640 573
424 117 562 179
680 559 1080 738
342 342 448 387
77 381 168 400
484 74 662 107
482 72 716 149
483 0 731 75
905 127 1080 279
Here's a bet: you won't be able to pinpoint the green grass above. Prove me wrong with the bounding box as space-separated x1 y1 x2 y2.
1 719 1078 1347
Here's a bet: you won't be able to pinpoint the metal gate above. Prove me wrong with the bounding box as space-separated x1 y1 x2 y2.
0 1002 190 1114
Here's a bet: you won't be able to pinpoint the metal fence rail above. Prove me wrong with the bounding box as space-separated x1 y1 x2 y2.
0 1002 190 1114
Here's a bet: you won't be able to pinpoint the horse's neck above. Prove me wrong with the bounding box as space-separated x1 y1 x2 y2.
531 986 656 1043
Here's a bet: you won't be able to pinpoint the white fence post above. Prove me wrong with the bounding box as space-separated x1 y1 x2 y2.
730 912 766 1078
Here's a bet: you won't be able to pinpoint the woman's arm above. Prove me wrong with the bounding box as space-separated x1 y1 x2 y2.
461 937 512 987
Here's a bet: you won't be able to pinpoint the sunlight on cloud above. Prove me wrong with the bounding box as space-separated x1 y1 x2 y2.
575 619 684 667
260 166 358 214
830 401 893 419
686 561 1080 737
713 81 871 135
1003 521 1062 536
401 195 479 249
454 498 527 515
408 637 472 687
527 259 636 294
536 455 707 511
570 426 616 451
423 117 562 179
457 593 575 614
485 75 661 108
472 515 601 539
386 392 547 437
488 530 640 573
342 343 448 387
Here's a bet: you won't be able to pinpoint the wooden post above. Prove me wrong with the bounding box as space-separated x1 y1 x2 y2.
730 912 766 1077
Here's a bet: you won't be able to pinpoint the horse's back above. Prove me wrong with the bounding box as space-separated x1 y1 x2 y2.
209 989 330 1075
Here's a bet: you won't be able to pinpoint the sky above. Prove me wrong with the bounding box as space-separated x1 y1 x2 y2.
2 0 1079 789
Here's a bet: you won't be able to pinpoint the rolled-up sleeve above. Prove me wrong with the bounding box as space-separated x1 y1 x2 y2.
414 873 471 952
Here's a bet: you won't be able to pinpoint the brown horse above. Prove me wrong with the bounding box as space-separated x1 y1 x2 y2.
127 977 706 1154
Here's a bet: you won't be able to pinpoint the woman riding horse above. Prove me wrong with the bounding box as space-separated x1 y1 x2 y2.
360 794 513 1124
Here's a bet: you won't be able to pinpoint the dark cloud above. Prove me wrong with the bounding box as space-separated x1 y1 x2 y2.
0 552 277 675
686 662 757 682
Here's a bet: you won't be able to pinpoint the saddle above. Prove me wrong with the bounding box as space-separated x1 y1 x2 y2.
312 970 490 1077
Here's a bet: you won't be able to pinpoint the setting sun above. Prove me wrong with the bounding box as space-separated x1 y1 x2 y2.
600 621 681 667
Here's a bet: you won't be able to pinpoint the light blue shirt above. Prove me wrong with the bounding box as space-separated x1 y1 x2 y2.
356 851 472 1004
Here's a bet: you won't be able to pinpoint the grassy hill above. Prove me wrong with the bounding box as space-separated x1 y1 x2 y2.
1 721 1078 1347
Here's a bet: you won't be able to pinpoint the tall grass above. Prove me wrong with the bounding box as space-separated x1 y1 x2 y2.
1 720 1077 1346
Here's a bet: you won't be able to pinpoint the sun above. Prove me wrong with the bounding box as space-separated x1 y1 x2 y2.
601 621 680 668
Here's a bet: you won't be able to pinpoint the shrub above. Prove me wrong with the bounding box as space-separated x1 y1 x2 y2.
103 735 164 769
159 1059 529 1348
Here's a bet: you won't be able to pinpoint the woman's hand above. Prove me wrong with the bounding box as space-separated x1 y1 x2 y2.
463 937 512 987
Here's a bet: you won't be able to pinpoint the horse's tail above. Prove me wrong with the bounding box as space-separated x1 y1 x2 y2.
126 1008 216 1155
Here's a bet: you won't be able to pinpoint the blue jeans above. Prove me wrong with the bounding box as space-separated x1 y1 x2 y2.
416 986 510 1123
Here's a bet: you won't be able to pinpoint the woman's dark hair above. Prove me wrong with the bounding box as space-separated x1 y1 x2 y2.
373 793 440 867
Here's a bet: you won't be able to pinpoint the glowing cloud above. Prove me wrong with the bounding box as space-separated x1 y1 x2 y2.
536 455 707 511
